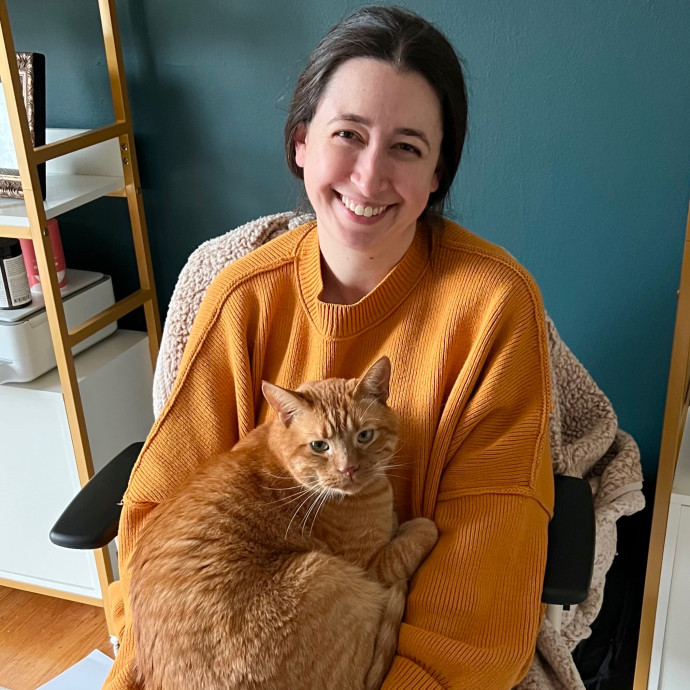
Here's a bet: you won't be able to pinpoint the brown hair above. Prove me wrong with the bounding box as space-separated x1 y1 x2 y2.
284 5 468 220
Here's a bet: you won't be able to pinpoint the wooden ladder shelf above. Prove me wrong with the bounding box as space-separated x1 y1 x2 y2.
0 0 161 633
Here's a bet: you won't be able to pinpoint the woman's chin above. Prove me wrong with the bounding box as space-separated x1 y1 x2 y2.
314 203 395 250
324 221 392 253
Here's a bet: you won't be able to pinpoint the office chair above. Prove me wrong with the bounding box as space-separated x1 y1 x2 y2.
50 443 595 631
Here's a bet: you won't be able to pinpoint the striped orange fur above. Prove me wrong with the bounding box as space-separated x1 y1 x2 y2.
129 357 438 689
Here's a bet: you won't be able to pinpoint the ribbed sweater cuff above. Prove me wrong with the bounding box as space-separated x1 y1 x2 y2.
383 655 443 689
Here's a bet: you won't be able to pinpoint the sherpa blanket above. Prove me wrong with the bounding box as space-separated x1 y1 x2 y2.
152 212 645 690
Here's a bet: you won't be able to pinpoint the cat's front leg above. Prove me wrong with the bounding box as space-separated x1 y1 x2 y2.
368 517 438 586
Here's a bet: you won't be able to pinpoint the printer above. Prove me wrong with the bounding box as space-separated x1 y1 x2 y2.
0 268 117 384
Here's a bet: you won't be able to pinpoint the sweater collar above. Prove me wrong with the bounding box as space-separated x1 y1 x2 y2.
296 220 430 339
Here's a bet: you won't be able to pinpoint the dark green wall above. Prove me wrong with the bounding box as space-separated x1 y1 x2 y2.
8 0 690 480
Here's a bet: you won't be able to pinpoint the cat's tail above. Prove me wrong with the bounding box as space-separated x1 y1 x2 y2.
364 579 408 690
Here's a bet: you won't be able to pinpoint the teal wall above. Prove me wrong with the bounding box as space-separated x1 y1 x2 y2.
8 0 690 478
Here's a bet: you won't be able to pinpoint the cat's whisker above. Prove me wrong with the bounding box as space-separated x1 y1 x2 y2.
393 439 409 455
377 463 412 474
301 490 325 536
379 472 411 482
262 488 319 508
377 456 407 467
261 484 308 504
379 446 409 461
303 493 325 536
379 446 402 458
265 471 297 481
381 469 409 479
263 488 313 508
261 483 307 491
308 488 333 537
285 486 322 539
380 456 412 467
278 481 323 507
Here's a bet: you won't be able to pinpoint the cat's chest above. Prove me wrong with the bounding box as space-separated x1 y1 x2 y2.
309 493 395 568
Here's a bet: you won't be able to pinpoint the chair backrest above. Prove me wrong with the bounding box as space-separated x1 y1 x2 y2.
152 212 310 416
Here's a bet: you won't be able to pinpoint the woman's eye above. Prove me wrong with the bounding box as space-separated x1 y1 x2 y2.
357 429 374 444
335 130 356 140
397 142 421 155
310 440 330 452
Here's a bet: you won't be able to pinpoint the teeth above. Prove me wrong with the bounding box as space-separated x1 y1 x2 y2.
341 195 386 217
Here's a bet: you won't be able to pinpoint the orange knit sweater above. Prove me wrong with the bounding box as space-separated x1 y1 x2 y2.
104 219 554 690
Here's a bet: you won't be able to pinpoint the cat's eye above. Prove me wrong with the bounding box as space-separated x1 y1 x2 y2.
357 429 375 444
310 440 330 453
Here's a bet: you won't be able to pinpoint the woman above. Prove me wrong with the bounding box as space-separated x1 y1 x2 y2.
105 6 553 689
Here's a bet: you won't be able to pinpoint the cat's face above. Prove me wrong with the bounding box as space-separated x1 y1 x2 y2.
263 357 399 495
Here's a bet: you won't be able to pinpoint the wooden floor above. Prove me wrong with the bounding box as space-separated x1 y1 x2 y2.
0 586 113 690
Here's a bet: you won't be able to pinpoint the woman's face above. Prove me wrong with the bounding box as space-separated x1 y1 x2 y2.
294 58 443 255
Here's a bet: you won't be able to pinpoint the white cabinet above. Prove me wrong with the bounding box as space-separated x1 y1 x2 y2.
649 409 690 688
0 330 153 601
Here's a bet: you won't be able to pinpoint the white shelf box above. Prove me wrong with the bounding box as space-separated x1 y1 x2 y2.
0 330 154 600
0 127 125 226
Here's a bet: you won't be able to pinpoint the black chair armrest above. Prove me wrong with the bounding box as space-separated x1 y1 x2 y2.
542 474 595 606
50 441 144 550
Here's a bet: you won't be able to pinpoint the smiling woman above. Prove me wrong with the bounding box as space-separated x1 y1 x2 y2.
105 6 555 690
294 59 443 304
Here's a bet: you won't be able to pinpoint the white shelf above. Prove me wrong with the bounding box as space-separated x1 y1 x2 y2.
0 173 123 227
0 127 124 227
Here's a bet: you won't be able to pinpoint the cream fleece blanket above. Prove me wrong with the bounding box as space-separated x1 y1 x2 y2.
152 212 645 689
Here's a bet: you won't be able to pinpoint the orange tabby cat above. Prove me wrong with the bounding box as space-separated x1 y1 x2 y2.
129 357 438 690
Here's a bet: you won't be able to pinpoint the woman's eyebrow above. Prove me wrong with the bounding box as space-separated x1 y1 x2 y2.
327 113 431 149
328 113 370 126
396 127 430 150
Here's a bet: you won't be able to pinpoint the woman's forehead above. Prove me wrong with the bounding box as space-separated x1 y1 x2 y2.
317 57 442 136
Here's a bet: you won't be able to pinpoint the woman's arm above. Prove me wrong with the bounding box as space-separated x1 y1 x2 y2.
383 477 551 689
383 273 554 689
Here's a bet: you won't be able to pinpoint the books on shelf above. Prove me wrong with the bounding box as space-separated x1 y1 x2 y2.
0 52 46 199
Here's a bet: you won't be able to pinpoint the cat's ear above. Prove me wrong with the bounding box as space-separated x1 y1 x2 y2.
354 356 391 404
262 381 309 427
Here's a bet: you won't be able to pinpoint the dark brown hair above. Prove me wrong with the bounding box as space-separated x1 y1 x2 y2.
284 5 468 219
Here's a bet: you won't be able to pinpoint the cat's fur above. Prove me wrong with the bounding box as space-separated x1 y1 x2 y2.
129 357 438 690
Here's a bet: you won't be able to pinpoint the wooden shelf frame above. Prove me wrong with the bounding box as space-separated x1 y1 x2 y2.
0 0 161 633
634 197 690 688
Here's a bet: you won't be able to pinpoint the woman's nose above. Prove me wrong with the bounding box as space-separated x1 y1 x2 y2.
351 146 389 198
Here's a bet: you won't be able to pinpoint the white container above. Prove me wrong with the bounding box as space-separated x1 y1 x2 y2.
0 268 117 384
0 330 154 600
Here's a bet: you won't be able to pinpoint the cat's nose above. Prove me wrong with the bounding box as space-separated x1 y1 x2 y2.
339 465 359 480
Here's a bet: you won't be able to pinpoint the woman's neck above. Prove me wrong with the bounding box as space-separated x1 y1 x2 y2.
317 227 416 305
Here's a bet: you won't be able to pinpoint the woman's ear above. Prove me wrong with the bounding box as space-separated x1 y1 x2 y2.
294 123 308 169
430 164 441 194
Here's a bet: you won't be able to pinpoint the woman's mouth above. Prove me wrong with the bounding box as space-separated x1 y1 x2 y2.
340 194 388 218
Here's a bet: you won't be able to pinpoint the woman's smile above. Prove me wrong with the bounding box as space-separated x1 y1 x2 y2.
294 57 443 258
339 193 388 218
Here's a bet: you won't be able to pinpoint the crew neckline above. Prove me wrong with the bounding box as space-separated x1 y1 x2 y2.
295 221 431 339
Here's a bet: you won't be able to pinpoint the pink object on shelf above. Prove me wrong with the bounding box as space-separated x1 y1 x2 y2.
20 217 67 291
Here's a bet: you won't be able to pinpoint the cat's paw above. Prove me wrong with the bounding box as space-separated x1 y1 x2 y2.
396 517 438 551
